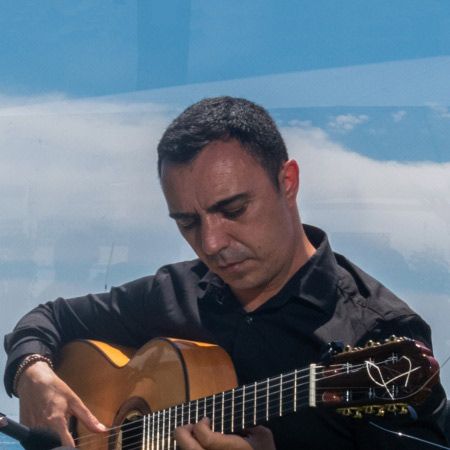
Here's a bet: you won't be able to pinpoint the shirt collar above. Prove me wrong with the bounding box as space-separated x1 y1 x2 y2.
197 224 340 314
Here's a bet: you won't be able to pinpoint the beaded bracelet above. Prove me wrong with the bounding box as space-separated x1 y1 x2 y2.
12 354 54 397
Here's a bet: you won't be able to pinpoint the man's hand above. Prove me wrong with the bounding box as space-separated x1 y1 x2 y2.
16 361 107 447
174 417 276 450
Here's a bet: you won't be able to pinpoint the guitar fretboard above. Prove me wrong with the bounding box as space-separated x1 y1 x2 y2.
137 365 320 449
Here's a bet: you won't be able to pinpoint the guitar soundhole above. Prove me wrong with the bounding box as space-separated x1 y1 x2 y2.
109 397 151 450
110 412 143 450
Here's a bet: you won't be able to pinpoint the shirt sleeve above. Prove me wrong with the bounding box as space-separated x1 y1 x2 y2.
3 275 156 396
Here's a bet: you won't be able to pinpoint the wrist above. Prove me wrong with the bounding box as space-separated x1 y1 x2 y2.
13 354 54 397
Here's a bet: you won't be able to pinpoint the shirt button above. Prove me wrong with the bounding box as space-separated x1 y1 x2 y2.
245 316 253 324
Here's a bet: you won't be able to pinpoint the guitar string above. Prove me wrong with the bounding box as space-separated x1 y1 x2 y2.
73 378 417 449
72 357 412 448
72 364 351 448
75 380 421 450
71 357 410 448
71 363 319 446
71 362 360 446
117 389 416 450
121 357 450 450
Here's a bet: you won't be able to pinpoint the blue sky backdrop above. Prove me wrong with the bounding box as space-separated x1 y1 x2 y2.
1 2 450 447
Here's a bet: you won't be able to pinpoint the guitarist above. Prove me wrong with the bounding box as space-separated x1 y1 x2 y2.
4 97 448 449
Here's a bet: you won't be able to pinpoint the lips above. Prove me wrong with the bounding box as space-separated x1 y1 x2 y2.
217 259 247 270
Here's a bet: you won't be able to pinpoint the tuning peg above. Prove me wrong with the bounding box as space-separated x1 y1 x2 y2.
399 405 409 415
339 408 353 416
364 406 375 414
344 345 352 352
386 335 398 342
387 404 398 413
353 410 363 419
376 408 385 417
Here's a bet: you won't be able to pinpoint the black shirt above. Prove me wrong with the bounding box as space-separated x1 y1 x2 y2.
3 225 447 449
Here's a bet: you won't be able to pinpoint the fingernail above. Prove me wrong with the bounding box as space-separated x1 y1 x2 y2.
97 423 108 432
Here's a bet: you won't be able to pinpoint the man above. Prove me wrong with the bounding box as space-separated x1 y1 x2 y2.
3 97 447 449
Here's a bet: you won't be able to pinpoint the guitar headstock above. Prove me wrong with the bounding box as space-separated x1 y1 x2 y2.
318 336 440 419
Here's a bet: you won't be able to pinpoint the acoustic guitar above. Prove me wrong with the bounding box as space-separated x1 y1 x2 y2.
55 336 439 449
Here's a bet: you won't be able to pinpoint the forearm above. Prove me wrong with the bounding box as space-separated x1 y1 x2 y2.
4 277 155 396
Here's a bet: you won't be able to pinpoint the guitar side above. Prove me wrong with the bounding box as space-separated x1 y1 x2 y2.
56 338 238 449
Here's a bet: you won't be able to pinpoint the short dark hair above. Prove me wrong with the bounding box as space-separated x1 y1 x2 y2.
157 96 289 187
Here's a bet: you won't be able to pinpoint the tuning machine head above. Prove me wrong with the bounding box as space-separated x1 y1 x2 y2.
337 403 410 420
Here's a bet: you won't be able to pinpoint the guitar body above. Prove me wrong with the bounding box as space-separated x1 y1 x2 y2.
56 338 238 449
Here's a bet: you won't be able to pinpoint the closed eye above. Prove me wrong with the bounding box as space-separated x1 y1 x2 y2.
175 216 198 230
222 204 247 219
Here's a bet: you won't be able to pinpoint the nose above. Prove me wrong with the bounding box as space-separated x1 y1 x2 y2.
200 216 229 256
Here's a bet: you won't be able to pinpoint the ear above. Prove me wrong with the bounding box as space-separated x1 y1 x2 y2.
279 159 300 203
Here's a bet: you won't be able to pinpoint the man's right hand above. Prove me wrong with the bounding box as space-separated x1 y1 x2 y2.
16 361 107 447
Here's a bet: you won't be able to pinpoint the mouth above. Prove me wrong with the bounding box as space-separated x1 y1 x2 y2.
217 259 247 272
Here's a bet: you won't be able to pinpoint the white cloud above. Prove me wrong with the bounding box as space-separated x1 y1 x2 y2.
1 95 449 271
0 95 172 230
282 124 450 267
327 113 369 133
392 110 407 122
427 102 450 120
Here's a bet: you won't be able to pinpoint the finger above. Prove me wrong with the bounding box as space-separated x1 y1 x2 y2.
191 418 214 448
49 416 76 448
175 424 205 450
244 426 276 450
192 418 253 450
59 427 76 448
69 396 107 433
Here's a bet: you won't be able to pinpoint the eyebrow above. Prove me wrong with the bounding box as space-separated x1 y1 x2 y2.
169 193 250 220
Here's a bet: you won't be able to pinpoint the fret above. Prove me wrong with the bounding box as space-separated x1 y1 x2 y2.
241 385 246 429
231 388 235 432
253 382 257 425
279 374 283 416
167 407 171 450
212 394 216 432
188 401 191 424
195 399 199 423
203 397 207 419
151 412 155 450
160 411 162 450
265 378 269 421
163 410 166 450
142 415 147 450
181 403 184 426
173 406 177 450
241 383 255 428
148 415 152 450
294 370 298 412
221 392 225 433
309 364 317 407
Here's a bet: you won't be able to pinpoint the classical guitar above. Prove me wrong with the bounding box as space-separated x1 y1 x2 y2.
55 336 439 450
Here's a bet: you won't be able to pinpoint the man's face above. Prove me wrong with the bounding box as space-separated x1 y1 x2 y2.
161 139 301 301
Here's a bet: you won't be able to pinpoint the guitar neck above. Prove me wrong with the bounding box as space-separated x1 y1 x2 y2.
140 365 316 444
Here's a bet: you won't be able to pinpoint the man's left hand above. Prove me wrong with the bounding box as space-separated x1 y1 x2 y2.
174 417 276 450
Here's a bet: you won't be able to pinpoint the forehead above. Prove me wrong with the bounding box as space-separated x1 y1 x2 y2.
160 140 272 210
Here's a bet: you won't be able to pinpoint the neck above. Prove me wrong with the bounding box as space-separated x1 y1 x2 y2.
236 226 316 312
